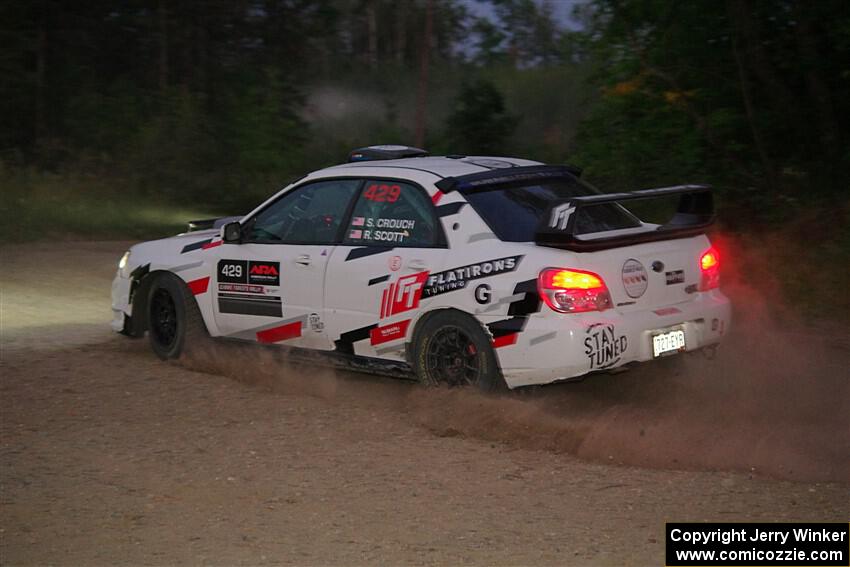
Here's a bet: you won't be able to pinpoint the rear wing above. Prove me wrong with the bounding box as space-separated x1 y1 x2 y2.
536 185 714 252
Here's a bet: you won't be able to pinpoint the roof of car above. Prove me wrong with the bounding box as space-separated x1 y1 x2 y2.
322 155 544 179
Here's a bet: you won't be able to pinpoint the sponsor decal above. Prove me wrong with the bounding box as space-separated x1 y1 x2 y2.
622 259 648 298
665 270 685 285
187 276 210 295
388 255 402 271
308 312 324 333
219 259 280 286
369 319 411 345
380 272 429 319
549 203 576 230
218 283 264 294
249 262 279 286
584 323 628 369
423 255 523 298
474 283 492 305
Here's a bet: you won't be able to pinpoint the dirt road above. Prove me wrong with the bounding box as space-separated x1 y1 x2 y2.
1 241 848 565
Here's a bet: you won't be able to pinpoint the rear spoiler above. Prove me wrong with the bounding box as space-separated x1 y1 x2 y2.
536 185 714 252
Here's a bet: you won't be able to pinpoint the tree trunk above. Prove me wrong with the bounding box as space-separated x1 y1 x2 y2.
158 0 168 93
35 18 47 143
731 30 777 189
414 0 434 148
395 0 407 64
794 6 840 165
367 0 378 70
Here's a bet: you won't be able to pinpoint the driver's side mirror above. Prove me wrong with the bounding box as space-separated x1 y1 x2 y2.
222 221 242 244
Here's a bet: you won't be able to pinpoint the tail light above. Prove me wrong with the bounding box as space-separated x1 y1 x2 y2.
699 247 720 291
538 268 612 313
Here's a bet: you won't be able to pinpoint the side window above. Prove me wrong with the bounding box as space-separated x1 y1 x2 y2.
343 181 440 247
247 179 362 244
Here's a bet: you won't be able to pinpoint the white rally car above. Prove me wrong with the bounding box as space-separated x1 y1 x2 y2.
112 145 730 390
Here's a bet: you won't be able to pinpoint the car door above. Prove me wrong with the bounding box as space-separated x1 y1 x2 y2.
324 179 448 360
212 178 362 349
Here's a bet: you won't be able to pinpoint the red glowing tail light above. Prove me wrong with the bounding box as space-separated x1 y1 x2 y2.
699 247 720 291
538 268 612 313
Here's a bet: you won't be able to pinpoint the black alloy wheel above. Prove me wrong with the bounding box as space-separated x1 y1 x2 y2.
425 326 481 386
150 288 178 350
412 311 507 392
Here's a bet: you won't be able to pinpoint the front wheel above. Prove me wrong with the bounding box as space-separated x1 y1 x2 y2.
412 311 507 392
147 273 207 360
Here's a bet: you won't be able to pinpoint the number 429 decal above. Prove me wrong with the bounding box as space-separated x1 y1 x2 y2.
363 183 401 203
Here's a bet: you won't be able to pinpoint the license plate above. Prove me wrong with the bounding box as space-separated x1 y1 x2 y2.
652 329 686 357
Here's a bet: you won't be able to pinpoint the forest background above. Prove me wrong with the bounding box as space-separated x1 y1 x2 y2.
2 0 848 316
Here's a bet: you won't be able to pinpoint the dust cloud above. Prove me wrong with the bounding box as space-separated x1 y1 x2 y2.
180 233 850 483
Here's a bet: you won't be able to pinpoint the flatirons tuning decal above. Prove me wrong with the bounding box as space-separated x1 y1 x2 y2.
423 256 523 298
376 255 525 321
380 272 428 319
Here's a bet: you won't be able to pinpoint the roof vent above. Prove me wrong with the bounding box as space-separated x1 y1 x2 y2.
348 145 429 162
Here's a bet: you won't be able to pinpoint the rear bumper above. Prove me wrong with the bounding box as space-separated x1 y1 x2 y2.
497 290 731 388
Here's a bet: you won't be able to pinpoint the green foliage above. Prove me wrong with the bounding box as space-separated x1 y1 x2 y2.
570 0 850 223
0 166 216 242
442 79 517 155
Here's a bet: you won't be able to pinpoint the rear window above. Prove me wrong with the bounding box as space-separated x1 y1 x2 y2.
463 178 641 242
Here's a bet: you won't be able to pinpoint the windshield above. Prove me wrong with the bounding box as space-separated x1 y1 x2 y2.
463 177 641 242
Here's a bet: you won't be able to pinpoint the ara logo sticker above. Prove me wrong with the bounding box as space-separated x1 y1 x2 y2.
380 272 429 319
248 262 280 286
584 323 628 370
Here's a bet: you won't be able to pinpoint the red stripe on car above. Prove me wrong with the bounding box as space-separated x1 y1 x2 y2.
369 319 411 345
201 240 222 250
187 277 210 295
492 333 518 348
256 321 302 344
431 191 443 205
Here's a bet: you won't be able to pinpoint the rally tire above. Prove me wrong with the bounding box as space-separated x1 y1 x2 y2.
412 311 507 392
147 273 207 360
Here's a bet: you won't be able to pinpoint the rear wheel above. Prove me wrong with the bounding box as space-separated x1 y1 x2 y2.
147 273 207 360
412 311 507 392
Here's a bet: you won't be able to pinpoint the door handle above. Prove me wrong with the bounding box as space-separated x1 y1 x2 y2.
407 259 428 270
294 254 311 266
